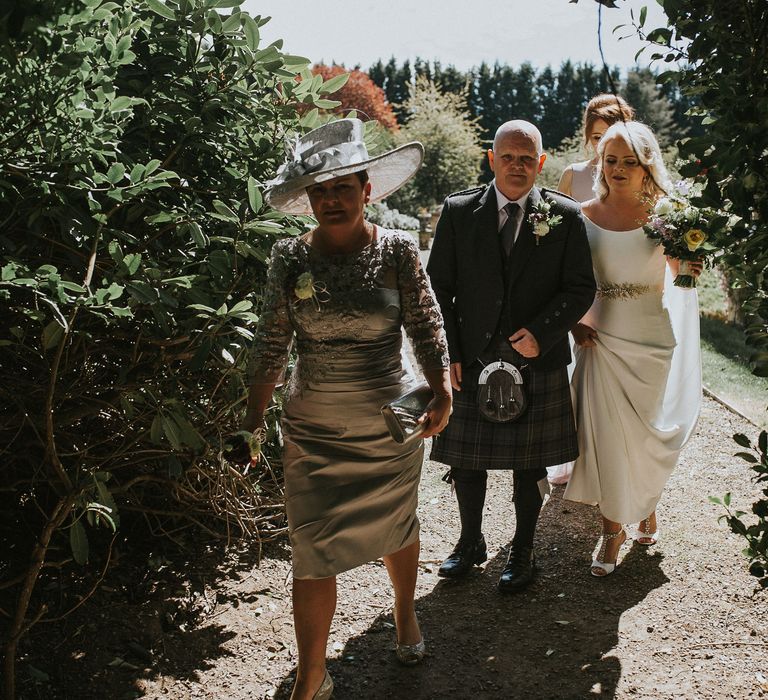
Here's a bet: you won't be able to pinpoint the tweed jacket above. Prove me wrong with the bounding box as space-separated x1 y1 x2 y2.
426 184 596 372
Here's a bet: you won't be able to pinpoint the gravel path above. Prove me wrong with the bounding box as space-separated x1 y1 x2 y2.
126 395 767 700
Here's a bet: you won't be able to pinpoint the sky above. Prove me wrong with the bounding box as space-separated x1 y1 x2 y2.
240 0 670 73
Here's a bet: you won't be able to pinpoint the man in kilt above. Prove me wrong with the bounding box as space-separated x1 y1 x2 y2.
427 120 596 592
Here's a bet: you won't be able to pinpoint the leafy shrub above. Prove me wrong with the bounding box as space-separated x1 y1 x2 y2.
710 432 768 588
0 0 343 692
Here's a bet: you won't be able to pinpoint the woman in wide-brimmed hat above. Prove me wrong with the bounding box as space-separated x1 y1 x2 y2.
240 119 451 699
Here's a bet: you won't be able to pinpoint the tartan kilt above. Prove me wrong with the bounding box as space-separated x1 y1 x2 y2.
430 364 578 471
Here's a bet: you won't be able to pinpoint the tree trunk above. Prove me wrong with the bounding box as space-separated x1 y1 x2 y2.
2 498 73 700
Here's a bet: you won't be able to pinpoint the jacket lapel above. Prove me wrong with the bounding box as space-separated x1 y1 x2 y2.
472 185 504 283
506 186 541 287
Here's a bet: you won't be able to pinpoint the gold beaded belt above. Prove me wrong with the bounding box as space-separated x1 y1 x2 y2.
596 282 651 300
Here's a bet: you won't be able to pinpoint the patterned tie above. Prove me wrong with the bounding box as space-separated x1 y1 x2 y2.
500 202 520 257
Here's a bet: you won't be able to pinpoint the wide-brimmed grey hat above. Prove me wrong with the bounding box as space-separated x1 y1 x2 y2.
265 118 424 215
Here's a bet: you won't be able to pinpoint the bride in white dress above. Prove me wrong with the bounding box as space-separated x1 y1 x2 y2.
563 121 702 576
547 94 636 486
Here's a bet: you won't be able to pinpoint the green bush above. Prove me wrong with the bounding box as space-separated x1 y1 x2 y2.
0 0 343 692
387 76 483 215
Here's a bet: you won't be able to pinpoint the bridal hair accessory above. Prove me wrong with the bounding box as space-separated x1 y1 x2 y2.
266 118 424 215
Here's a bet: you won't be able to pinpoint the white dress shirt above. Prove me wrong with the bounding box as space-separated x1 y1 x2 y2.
493 180 532 244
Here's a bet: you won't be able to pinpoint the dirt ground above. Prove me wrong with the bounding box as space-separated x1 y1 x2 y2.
14 394 768 700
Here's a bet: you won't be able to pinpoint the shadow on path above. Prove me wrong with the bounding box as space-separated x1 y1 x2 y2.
273 490 669 699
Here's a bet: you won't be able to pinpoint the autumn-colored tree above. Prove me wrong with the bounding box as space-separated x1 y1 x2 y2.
312 63 398 131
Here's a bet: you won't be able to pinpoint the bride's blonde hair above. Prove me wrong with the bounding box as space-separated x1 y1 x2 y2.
594 121 672 201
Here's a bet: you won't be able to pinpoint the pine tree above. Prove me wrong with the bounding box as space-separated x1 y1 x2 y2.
622 68 679 147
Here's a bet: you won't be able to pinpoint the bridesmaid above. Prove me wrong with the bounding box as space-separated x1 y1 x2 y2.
241 119 452 699
564 121 702 576
558 94 635 203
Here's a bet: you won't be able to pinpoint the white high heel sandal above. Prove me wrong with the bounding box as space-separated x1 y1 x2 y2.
591 529 627 577
635 517 660 546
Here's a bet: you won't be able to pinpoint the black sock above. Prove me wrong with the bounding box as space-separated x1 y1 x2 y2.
450 468 487 544
512 469 546 550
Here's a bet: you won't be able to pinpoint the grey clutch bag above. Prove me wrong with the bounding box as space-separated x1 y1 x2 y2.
380 382 432 444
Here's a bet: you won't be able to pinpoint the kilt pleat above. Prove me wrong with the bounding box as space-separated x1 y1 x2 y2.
431 365 578 470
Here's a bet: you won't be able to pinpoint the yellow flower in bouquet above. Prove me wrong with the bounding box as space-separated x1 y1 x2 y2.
684 228 707 252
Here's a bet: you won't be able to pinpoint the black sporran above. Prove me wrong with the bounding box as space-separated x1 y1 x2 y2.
477 340 528 423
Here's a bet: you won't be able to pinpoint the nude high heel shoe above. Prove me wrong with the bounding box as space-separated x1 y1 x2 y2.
312 671 333 700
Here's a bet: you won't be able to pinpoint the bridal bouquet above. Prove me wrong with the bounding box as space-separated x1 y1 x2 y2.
643 183 722 288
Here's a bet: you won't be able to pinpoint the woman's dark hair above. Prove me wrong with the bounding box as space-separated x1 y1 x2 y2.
583 94 635 145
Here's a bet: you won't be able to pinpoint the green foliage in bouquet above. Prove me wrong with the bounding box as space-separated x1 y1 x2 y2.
0 0 347 693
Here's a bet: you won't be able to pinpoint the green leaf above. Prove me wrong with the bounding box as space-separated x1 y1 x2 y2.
247 176 262 213
735 452 759 464
313 98 342 110
639 5 647 27
188 221 209 247
59 281 87 294
282 54 311 69
42 321 64 350
228 300 252 314
70 520 89 565
320 72 350 95
95 480 120 529
126 281 158 304
150 413 163 444
107 162 126 184
162 414 183 450
213 200 239 221
170 412 204 449
221 11 242 32
733 433 752 448
1 263 17 281
145 0 176 20
130 163 146 182
187 303 216 313
110 96 137 112
123 253 141 275
242 14 260 50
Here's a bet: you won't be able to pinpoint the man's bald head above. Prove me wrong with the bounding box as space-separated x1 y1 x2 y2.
493 120 543 156
488 120 547 200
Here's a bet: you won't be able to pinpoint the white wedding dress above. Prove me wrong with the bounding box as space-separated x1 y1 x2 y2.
564 217 702 524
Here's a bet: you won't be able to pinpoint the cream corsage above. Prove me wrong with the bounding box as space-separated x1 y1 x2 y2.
528 199 563 245
294 272 329 309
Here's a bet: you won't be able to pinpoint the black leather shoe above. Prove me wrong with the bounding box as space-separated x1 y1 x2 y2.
438 535 487 578
497 545 536 593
